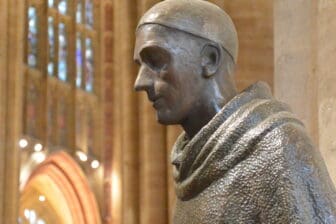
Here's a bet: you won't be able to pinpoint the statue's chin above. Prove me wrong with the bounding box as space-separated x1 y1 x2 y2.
156 113 179 126
156 117 173 125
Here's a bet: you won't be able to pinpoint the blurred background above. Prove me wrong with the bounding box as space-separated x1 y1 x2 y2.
0 0 335 224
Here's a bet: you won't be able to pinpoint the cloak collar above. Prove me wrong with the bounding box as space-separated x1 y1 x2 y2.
171 82 301 200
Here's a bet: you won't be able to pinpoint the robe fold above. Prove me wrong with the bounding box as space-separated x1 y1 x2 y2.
172 82 336 224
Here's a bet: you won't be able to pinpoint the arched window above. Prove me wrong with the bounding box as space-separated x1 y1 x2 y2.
20 1 103 223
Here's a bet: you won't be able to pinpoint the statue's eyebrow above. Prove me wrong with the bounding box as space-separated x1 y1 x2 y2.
138 44 168 57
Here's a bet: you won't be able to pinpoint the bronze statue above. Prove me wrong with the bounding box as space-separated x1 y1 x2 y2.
134 0 336 223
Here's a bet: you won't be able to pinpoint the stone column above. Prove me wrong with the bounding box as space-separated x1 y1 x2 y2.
102 1 121 224
0 0 24 222
113 0 140 224
0 0 8 219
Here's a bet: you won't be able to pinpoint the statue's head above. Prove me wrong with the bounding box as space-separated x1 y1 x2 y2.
134 0 239 126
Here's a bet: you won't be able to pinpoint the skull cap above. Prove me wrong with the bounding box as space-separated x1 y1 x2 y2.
137 0 239 63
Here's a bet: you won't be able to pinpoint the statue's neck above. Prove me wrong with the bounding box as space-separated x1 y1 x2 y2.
180 76 238 139
181 105 220 139
181 91 237 139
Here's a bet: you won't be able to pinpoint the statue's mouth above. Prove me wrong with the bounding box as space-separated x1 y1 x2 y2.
152 97 162 109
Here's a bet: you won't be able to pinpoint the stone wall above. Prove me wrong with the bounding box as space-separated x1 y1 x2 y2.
317 0 336 185
274 0 336 185
224 0 274 91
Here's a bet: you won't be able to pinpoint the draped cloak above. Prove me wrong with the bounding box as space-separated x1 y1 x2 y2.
171 82 336 224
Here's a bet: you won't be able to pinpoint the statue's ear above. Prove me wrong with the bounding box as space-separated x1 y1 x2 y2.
201 43 221 78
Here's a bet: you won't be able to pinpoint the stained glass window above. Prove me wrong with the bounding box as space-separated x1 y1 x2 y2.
27 6 38 68
48 17 55 76
48 0 54 8
47 96 56 145
26 82 39 138
58 98 68 147
25 0 99 142
76 33 83 88
58 23 67 81
58 0 67 15
23 0 102 220
85 0 94 28
85 38 94 92
76 0 82 24
76 106 84 150
87 111 94 152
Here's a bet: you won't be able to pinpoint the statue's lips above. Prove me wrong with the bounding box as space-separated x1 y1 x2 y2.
148 93 163 109
148 94 161 103
152 97 162 109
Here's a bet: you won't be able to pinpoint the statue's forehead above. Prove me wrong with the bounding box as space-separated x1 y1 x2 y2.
134 25 177 55
134 24 205 61
136 25 171 42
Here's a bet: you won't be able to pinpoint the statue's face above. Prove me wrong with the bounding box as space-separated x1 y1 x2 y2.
134 25 206 125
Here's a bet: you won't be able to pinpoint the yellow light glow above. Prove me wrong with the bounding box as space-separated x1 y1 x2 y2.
19 138 28 148
20 166 32 190
38 195 46 202
91 160 100 169
32 152 46 163
34 143 43 152
112 172 120 200
76 151 88 162
24 209 30 219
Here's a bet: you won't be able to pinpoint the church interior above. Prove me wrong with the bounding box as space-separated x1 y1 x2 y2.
0 0 336 223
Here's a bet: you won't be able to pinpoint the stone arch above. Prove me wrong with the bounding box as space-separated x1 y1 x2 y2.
20 151 101 224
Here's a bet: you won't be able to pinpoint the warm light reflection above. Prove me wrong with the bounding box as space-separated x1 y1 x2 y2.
39 195 46 202
19 138 29 148
34 143 43 152
91 160 99 169
24 209 30 219
20 166 32 190
112 172 120 200
76 150 88 162
32 152 46 163
37 220 46 224
29 210 36 221
21 208 46 224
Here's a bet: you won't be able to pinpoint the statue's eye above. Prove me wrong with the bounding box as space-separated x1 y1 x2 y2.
140 46 170 72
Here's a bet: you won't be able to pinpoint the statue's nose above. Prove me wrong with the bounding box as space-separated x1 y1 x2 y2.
134 67 153 91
